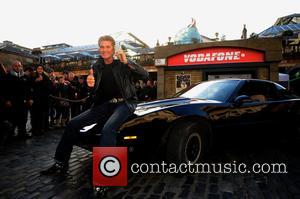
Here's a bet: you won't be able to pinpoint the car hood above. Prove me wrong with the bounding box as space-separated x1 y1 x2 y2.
134 97 219 116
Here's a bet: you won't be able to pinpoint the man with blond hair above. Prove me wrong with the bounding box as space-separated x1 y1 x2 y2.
41 35 149 175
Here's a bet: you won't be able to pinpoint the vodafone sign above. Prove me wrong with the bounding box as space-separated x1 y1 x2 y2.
167 47 264 66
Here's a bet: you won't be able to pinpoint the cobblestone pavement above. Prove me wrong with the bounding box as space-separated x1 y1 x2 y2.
1 128 300 199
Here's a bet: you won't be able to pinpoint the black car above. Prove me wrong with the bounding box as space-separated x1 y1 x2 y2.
79 79 300 164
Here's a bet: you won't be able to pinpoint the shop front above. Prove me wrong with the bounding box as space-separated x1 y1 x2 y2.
155 38 282 99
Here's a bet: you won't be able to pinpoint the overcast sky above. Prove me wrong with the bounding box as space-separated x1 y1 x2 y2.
1 0 299 48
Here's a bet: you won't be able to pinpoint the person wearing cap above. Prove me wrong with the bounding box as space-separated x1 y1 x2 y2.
41 35 149 175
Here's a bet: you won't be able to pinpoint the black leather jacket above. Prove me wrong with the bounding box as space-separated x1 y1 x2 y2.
91 57 149 113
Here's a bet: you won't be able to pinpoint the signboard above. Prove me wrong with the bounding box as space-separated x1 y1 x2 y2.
167 47 264 66
155 59 166 66
176 74 191 93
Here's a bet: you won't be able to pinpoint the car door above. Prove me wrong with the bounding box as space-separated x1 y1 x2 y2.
226 80 273 130
271 83 300 129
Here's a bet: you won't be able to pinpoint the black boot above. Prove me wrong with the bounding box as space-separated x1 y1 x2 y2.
94 186 109 198
17 133 32 139
40 162 69 175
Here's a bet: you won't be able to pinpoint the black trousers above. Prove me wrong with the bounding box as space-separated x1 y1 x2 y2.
54 101 132 164
32 101 48 134
8 103 27 136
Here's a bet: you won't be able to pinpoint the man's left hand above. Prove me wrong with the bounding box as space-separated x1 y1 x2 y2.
115 49 136 70
115 49 128 65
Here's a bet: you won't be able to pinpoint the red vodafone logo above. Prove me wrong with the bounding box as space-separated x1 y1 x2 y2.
184 51 243 62
167 47 264 66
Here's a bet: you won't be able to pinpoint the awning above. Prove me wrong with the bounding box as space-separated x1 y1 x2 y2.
258 24 300 37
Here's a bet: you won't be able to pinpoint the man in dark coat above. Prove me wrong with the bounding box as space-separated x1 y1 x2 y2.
31 66 51 135
77 76 89 112
0 63 13 143
41 35 149 175
4 61 32 139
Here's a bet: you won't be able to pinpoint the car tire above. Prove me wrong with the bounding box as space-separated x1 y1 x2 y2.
166 120 210 164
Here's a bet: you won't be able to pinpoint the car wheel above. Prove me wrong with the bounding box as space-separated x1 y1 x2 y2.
166 120 210 164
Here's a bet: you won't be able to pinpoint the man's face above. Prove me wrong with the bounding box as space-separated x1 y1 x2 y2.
12 62 22 73
50 72 55 80
59 77 65 84
68 73 74 81
147 80 152 87
37 66 43 74
99 40 114 59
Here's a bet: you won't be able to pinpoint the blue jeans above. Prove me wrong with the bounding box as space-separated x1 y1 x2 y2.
55 101 132 164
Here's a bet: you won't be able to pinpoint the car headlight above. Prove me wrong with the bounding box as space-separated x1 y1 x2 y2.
123 136 137 140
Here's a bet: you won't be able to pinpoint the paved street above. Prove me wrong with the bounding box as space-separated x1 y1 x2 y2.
1 128 300 199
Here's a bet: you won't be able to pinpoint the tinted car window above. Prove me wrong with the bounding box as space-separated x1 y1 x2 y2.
274 83 299 99
237 81 277 102
179 80 240 102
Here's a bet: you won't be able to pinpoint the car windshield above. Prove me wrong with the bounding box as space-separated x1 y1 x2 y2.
175 80 240 102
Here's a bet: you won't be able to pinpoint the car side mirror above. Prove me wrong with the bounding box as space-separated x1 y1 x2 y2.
233 95 252 107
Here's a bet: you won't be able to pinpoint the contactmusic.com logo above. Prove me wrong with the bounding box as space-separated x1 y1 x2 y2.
93 147 128 186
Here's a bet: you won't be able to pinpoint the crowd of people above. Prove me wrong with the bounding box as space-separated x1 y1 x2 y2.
135 79 157 101
0 61 157 143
